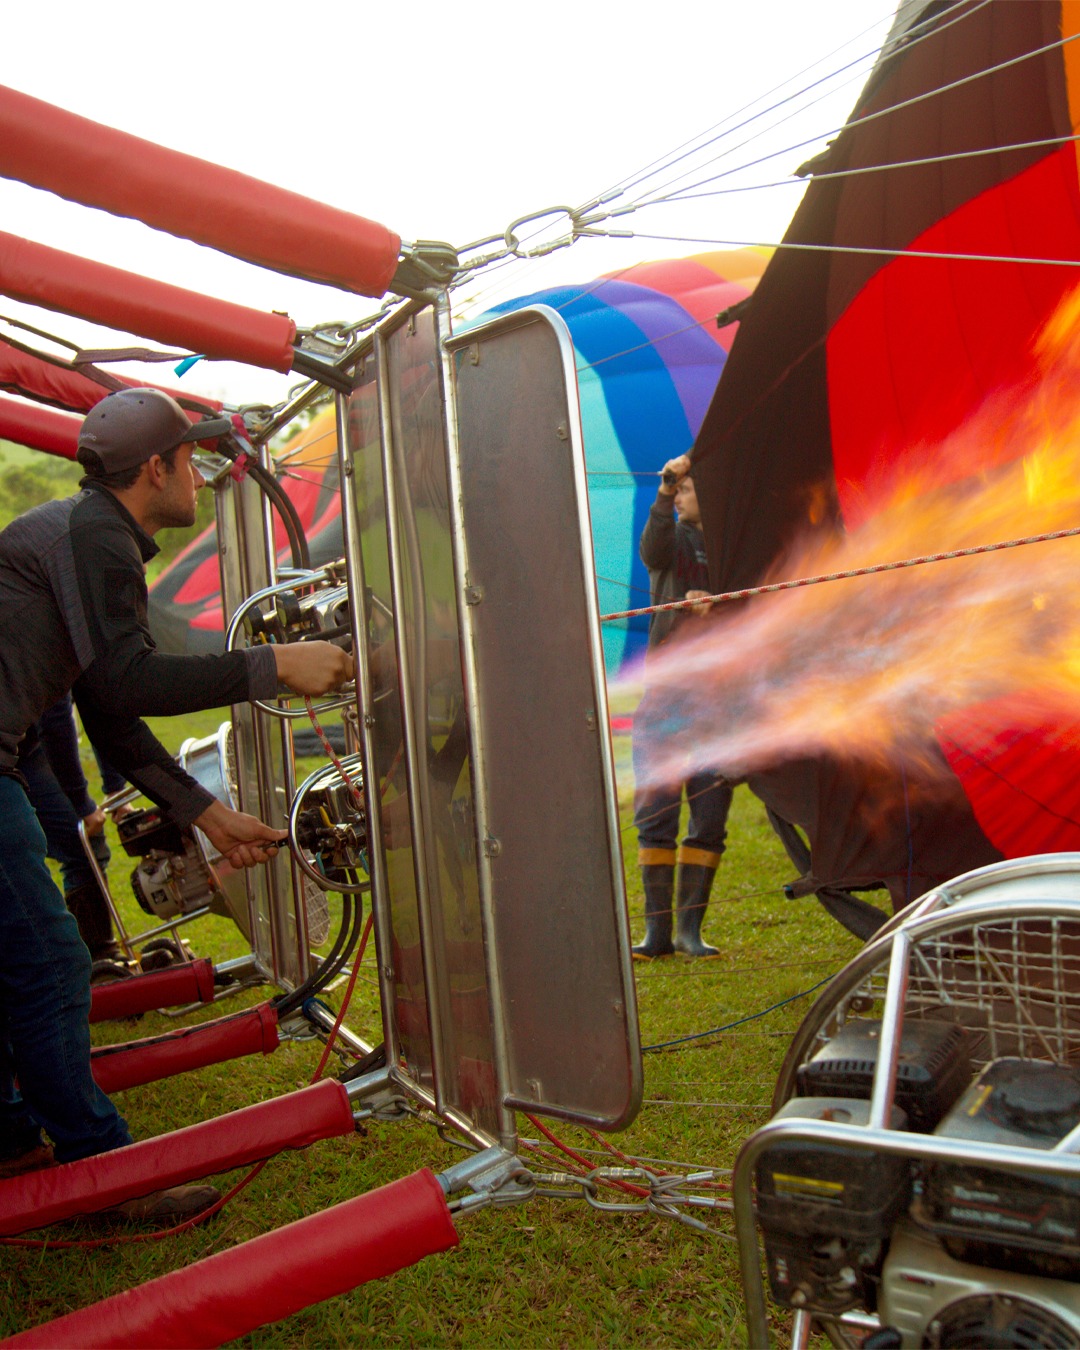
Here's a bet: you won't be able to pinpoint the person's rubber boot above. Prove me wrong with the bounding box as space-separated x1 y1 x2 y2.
100 1182 223 1227
674 862 720 957
64 881 123 963
632 863 675 959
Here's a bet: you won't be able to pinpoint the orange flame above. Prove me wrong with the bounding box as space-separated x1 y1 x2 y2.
625 280 1080 790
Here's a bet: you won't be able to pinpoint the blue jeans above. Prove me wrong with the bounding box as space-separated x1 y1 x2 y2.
20 740 110 894
0 776 130 1163
632 686 733 858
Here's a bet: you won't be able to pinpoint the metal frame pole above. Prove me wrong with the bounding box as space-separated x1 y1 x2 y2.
435 294 518 1151
334 379 401 1070
374 319 452 1111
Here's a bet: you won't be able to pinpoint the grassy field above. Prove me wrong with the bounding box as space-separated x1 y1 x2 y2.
0 706 875 1347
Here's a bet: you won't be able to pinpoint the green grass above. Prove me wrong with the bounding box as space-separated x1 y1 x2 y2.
0 711 879 1347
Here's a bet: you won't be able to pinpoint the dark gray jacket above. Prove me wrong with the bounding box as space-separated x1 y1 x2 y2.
0 481 277 826
639 492 710 652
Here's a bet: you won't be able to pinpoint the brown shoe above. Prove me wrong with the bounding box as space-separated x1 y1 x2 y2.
0 1142 55 1180
102 1183 222 1226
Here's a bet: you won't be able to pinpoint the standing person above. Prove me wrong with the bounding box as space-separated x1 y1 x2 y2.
0 388 352 1218
632 455 732 959
18 696 123 967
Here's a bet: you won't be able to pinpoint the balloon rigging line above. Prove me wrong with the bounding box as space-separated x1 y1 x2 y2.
448 204 683 319
273 426 338 465
607 12 888 210
595 573 653 598
450 5 1001 322
624 234 1080 269
619 47 877 214
642 1099 767 1111
632 22 1080 213
575 316 731 376
653 132 1080 205
588 0 930 214
450 236 688 328
620 0 987 212
450 248 567 317
600 523 1080 624
448 10 904 315
275 473 336 493
522 1139 734 1177
588 469 671 479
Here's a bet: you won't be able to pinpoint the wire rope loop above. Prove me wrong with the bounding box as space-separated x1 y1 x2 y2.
647 1196 715 1234
489 1172 539 1208
581 1167 652 1213
504 205 577 258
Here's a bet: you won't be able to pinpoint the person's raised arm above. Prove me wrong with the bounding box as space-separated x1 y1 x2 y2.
640 455 690 570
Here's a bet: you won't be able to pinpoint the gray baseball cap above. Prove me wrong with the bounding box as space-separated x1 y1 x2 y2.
77 388 212 474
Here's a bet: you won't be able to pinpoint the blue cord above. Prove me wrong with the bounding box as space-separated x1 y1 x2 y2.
641 975 835 1052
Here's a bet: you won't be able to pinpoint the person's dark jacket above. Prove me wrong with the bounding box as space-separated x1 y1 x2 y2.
0 481 277 826
639 492 710 652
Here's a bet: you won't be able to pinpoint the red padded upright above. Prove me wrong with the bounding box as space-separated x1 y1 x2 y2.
0 232 298 372
90 1003 279 1094
89 959 217 1024
0 85 402 299
0 392 80 457
6 1169 458 1348
0 1079 355 1237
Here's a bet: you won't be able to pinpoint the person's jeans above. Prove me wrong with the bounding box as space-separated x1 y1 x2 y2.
632 686 733 854
20 740 110 894
0 776 130 1162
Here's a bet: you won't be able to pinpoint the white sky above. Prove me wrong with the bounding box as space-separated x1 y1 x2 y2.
1 0 895 408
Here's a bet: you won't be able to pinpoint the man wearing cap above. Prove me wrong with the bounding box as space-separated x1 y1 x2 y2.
0 388 353 1221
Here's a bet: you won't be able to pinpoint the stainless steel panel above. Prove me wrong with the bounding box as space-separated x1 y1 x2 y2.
383 310 500 1137
445 305 641 1129
211 467 305 984
343 350 437 1101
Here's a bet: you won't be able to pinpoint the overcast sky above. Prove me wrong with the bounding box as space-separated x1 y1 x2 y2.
1 1 895 407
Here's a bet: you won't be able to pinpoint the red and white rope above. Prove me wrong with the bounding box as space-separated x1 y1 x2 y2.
600 523 1080 623
303 697 364 812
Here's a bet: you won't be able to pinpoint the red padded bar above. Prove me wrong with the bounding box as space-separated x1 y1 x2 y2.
7 1168 458 1348
90 1002 279 1095
0 339 222 417
0 232 298 373
0 392 79 457
0 1079 355 1238
0 85 402 299
89 959 217 1024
